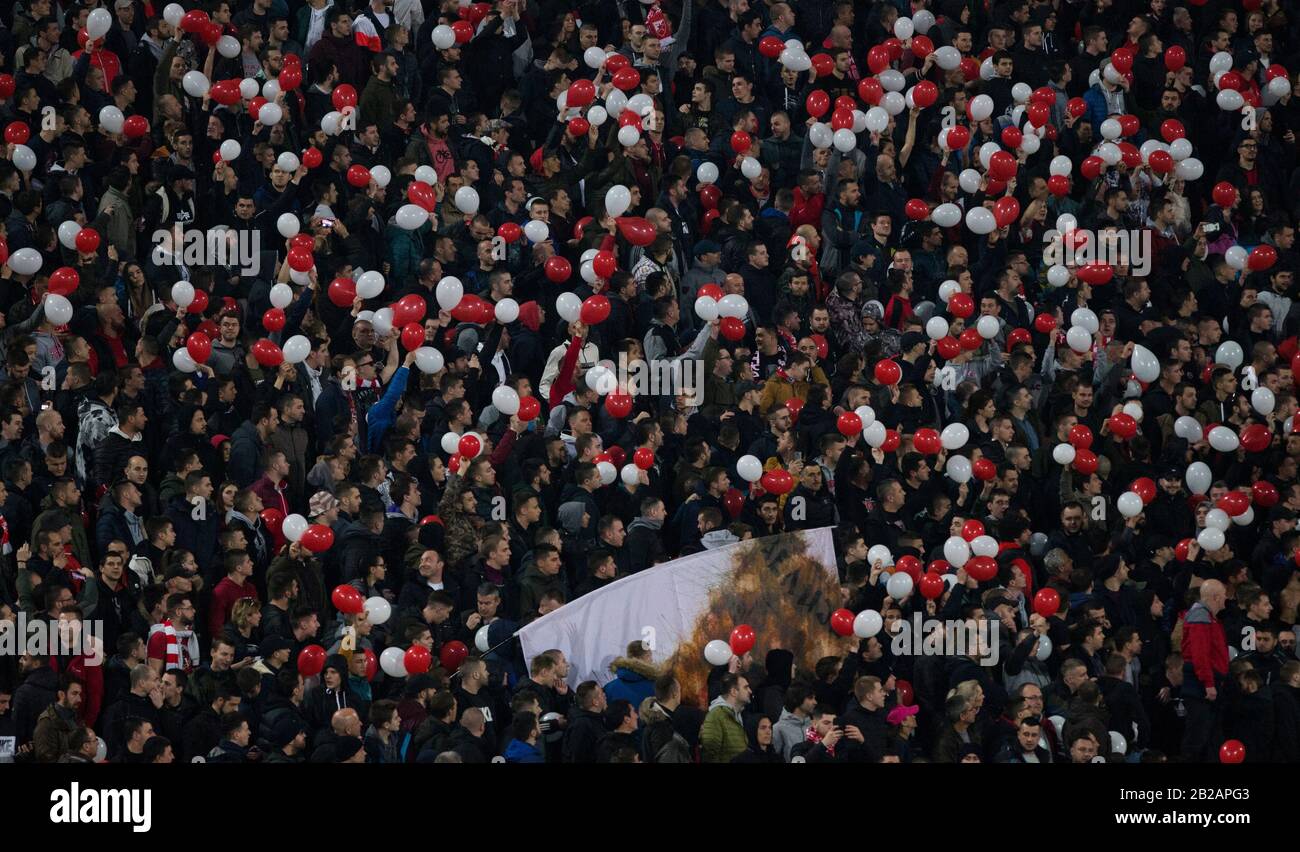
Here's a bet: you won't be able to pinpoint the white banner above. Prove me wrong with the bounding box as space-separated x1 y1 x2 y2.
518 527 850 704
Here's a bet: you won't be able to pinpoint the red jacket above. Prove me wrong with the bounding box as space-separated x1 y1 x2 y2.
1180 602 1228 691
210 576 259 638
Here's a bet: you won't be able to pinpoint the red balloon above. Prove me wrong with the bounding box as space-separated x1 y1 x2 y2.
959 328 983 351
72 227 101 256
1006 328 1032 350
123 115 150 139
615 216 656 246
972 457 997 482
944 125 970 150
634 447 655 470
857 77 883 105
1148 150 1173 174
252 338 284 367
604 391 633 418
1160 119 1185 142
1219 739 1246 764
914 428 941 455
912 80 938 109
837 411 862 437
48 267 79 296
362 647 377 681
1130 477 1157 504
392 294 427 327
346 164 371 188
882 430 901 452
719 316 746 341
1248 245 1277 271
1216 491 1251 517
404 644 432 675
592 251 617 278
1026 101 1050 128
698 184 722 210
874 359 901 386
948 292 974 318
805 90 830 118
988 150 1018 182
1033 588 1061 618
993 196 1021 228
186 332 212 364
210 79 241 105
760 469 794 495
698 284 724 301
260 507 285 539
1212 181 1237 208
831 608 856 636
918 573 945 600
1072 448 1099 475
730 130 752 155
896 679 915 706
785 398 804 422
810 53 834 78
867 45 890 74
301 524 334 553
966 556 998 582
606 446 626 467
566 78 595 108
961 519 985 542
439 640 469 672
287 247 314 272
895 556 922 582
289 234 315 253
1239 423 1271 453
1175 538 1192 561
1164 46 1186 72
458 433 481 458
1110 49 1134 74
604 54 629 73
1080 156 1104 180
1001 126 1023 149
1034 313 1058 333
518 396 541 421
297 644 326 676
611 66 641 92
0 75 13 100
905 198 929 220
407 181 436 212
400 322 424 351
331 84 358 110
1118 114 1140 138
544 256 572 283
279 65 302 91
1108 412 1138 440
328 277 356 308
180 9 210 32
1068 424 1094 449
729 624 756 656
1252 480 1279 508
759 35 785 59
580 294 611 324
302 147 323 168
567 117 590 137
1045 174 1071 198
936 337 961 359
911 35 934 58
331 584 363 614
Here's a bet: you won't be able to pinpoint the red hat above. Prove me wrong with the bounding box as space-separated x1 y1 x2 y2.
518 300 541 332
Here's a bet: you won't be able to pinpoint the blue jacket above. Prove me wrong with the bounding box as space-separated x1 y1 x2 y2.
1082 84 1110 135
603 657 658 708
504 738 544 763
366 366 410 454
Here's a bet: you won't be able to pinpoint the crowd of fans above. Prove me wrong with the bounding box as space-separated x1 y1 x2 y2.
0 0 1298 766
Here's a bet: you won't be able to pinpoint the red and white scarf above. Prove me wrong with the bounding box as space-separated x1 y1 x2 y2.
805 725 836 756
148 619 195 672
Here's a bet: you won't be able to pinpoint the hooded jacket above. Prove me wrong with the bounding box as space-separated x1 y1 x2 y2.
772 708 811 761
626 516 668 574
603 657 659 708
517 562 567 621
699 695 748 763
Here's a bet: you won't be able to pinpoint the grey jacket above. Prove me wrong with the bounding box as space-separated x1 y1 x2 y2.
772 707 811 762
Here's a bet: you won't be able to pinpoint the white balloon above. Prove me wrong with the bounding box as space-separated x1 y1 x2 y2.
216 139 241 162
495 298 520 324
894 17 914 39
1207 425 1240 453
492 385 521 415
172 348 197 372
913 10 935 33
740 156 761 180
833 128 857 152
980 57 996 81
98 106 124 134
852 107 870 133
171 281 195 308
855 406 876 428
1053 443 1077 465
1071 308 1099 333
970 535 999 558
943 536 971 568
863 420 887 448
1011 82 1032 104
269 283 293 309
1066 325 1092 353
415 347 445 374
282 334 311 364
979 142 1000 169
853 610 883 639
597 461 617 486
695 296 719 322
938 280 960 303
1205 508 1232 532
959 168 982 194
1174 416 1203 442
1224 246 1248 270
356 271 385 299
934 46 961 70
282 513 309 542
289 268 310 286
966 206 996 235
372 307 394 337
163 4 185 27
1215 340 1244 369
475 625 492 653
524 220 549 243
1035 634 1053 661
931 203 961 228
1123 402 1144 422
618 125 640 147
1185 461 1212 494
976 315 1000 339
1117 491 1144 518
380 646 408 677
1097 142 1121 166
58 221 81 250
605 89 628 116
946 454 972 483
436 277 463 311
1175 157 1204 181
580 260 598 285
926 316 949 340
217 35 241 59
1049 155 1073 177
1100 118 1122 140
1209 51 1234 74
704 639 733 666
1232 505 1255 526
1168 138 1193 161
620 463 641 487
364 597 391 625
736 455 763 483
584 46 607 69
1216 89 1244 111
239 77 260 100
867 545 894 568
258 102 283 126
413 165 436 186
878 70 906 93
605 185 631 218
454 186 480 214
969 94 993 121
1197 526 1226 552
432 24 456 50
1047 265 1070 287
886 572 914 600
696 162 719 185
626 94 653 117
940 423 969 451
556 292 582 323
320 112 341 135
395 204 429 231
1130 344 1160 383
1251 387 1275 416
182 70 210 98
1019 133 1040 154
262 79 281 102
43 294 73 325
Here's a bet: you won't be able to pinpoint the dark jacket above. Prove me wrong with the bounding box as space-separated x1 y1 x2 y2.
562 708 606 763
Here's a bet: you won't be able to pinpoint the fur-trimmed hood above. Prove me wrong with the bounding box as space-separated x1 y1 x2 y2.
608 656 660 681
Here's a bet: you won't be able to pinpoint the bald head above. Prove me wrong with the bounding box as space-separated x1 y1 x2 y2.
723 273 745 295
460 707 486 734
1200 580 1227 614
332 707 361 737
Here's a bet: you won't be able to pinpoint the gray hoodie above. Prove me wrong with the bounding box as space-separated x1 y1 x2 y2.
772 707 811 762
